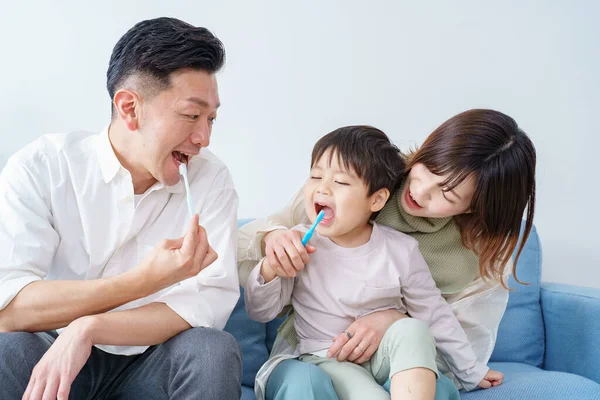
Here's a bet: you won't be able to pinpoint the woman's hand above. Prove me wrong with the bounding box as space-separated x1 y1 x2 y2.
478 369 504 388
262 229 316 278
328 309 408 364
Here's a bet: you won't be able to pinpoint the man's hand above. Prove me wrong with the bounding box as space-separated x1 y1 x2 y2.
478 369 504 388
263 229 316 278
135 214 218 294
327 309 408 364
22 317 94 400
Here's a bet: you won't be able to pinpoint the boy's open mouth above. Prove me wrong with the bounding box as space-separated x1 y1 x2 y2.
315 201 335 224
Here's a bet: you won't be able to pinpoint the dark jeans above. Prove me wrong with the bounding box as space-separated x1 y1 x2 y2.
0 327 242 400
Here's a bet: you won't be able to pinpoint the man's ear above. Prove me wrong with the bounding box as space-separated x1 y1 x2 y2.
370 188 390 213
113 88 141 131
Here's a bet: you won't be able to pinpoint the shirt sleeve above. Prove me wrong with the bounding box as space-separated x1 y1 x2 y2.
237 186 310 287
0 156 58 310
155 167 240 330
244 259 294 323
401 244 489 391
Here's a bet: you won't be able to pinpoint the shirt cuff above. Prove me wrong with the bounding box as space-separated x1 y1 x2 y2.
458 362 489 392
0 275 42 310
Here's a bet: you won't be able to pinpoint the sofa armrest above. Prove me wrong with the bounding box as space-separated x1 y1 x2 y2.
541 283 600 383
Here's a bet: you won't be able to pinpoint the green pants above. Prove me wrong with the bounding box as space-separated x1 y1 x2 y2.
300 318 438 400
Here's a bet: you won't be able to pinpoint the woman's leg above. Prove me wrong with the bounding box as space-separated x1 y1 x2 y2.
300 355 389 400
266 358 338 400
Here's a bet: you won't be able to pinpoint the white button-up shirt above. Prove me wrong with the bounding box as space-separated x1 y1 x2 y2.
0 128 240 355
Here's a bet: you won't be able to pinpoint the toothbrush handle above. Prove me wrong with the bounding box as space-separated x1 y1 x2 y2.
301 228 315 246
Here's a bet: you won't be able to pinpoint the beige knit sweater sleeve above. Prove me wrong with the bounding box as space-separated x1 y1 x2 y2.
238 188 310 287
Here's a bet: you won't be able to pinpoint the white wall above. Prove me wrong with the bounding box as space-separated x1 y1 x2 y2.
1 1 598 288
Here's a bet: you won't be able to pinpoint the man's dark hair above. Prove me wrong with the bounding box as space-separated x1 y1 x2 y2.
311 126 405 196
107 17 225 116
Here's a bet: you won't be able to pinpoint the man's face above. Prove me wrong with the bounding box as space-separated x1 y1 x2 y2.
135 69 220 187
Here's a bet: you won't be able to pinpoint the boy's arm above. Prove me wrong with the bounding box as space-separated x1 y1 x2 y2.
402 245 489 392
244 258 294 323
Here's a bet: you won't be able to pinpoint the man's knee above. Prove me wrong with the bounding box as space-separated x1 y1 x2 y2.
0 332 52 396
167 328 242 381
0 332 51 364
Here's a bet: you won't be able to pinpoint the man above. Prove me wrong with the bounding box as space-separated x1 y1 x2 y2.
0 17 241 400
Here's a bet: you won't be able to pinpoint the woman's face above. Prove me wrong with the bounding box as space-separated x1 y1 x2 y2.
400 163 475 218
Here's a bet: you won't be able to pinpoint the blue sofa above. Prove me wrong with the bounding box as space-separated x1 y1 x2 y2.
225 222 600 399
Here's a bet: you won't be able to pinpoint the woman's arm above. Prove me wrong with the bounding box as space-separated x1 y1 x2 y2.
238 187 310 287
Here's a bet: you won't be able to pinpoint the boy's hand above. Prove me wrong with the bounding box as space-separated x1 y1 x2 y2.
263 229 316 278
478 369 504 388
260 258 278 283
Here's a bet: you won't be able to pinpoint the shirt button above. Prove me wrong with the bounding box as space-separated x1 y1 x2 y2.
124 195 132 203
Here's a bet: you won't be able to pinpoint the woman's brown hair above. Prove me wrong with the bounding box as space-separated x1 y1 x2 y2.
406 109 536 287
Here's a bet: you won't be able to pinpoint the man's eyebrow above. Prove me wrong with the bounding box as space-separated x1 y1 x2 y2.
186 97 220 109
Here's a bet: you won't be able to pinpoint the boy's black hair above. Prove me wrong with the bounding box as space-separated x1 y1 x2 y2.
311 125 405 196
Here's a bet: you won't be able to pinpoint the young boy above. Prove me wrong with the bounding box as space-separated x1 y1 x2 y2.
245 126 492 400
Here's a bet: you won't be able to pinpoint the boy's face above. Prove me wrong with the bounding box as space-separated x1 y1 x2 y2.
303 149 388 245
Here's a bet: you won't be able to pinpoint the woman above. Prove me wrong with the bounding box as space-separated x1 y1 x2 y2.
238 109 536 400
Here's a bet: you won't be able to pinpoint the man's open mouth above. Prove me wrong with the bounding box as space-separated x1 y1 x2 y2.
172 151 190 164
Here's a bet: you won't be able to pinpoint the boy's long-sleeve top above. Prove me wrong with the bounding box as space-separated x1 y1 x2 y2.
245 222 488 391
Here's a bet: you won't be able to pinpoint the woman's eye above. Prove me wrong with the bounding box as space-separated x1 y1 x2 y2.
441 190 454 203
310 176 322 180
188 115 199 121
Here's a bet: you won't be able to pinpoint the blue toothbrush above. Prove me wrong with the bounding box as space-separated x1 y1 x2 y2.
179 163 194 217
302 210 325 246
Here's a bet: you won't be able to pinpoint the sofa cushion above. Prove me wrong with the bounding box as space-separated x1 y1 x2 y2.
542 283 600 384
460 362 600 399
241 385 256 400
223 286 269 387
491 224 545 367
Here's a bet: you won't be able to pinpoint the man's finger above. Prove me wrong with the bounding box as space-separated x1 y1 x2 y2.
479 379 492 389
200 246 218 270
57 379 71 400
192 226 210 262
22 376 35 400
41 379 60 400
180 214 200 255
29 377 46 400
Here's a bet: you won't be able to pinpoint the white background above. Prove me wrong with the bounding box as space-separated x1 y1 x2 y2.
0 1 597 288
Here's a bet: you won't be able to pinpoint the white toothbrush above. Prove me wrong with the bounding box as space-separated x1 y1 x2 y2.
179 163 194 217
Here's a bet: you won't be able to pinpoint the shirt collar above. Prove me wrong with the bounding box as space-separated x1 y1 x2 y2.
95 125 121 184
95 125 185 194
